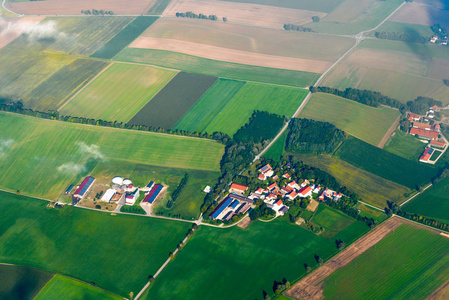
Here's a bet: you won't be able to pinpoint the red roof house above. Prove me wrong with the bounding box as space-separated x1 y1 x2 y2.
298 186 312 198
410 127 439 140
229 183 248 194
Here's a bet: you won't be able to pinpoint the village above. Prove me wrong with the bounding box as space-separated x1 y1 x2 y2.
406 105 448 164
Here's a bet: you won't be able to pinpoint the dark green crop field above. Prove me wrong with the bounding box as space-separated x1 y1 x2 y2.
128 72 217 129
0 191 191 297
335 136 438 189
145 219 369 300
91 16 159 59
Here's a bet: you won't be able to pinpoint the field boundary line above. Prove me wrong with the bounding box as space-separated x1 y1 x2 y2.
57 62 114 112
358 200 384 212
377 114 400 149
393 214 449 234
400 183 432 207
1 0 21 16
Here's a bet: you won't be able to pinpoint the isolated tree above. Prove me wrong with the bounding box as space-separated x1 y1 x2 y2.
312 16 320 22
223 16 227 22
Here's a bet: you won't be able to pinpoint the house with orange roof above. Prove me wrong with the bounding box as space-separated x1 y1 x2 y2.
229 183 248 195
298 186 312 198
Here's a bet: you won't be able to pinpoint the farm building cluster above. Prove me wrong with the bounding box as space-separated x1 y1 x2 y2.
67 176 164 207
407 109 447 164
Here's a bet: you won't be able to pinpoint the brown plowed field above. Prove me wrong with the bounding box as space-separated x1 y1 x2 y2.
129 37 330 73
0 17 44 49
285 217 404 300
389 2 449 27
6 0 156 15
162 0 326 29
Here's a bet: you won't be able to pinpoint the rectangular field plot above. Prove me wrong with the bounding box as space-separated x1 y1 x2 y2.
35 275 121 300
311 204 355 238
217 0 344 12
384 130 427 161
173 79 245 132
114 48 320 87
128 72 217 129
60 63 177 122
335 136 438 189
403 177 449 223
0 113 224 199
299 93 399 146
144 219 369 300
203 83 308 136
0 192 191 297
321 224 449 300
0 265 53 300
91 16 158 59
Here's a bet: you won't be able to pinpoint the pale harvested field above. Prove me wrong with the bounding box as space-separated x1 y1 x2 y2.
428 280 449 300
306 199 319 212
142 18 354 61
130 37 331 73
6 0 157 15
324 0 376 23
0 17 44 49
162 0 327 29
285 217 403 300
390 2 449 27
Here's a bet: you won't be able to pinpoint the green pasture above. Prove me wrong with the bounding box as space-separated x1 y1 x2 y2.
35 275 121 300
0 264 53 300
145 219 369 300
371 21 434 38
311 204 355 238
287 153 410 208
384 130 427 161
0 191 191 297
307 0 404 35
61 63 177 122
218 0 344 12
300 93 399 145
356 202 387 224
0 113 223 199
173 79 245 133
91 16 159 59
263 129 288 161
403 177 449 223
93 161 220 220
204 83 308 136
335 136 438 189
114 49 320 87
322 224 449 299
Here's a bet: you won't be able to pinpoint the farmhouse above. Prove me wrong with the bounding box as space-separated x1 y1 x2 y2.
410 128 439 140
209 194 254 220
73 176 95 200
430 140 446 149
258 173 267 181
407 113 420 122
298 186 312 198
258 164 274 177
125 189 140 206
413 122 431 130
420 147 434 163
229 183 248 194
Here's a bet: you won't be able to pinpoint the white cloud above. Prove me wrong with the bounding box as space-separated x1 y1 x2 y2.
57 162 85 174
76 142 105 160
0 139 14 159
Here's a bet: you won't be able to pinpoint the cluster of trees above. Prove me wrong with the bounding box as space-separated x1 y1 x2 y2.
286 118 346 154
175 12 218 21
385 201 449 231
407 96 442 115
312 16 320 22
234 111 286 144
120 205 146 214
283 24 313 32
81 9 114 15
444 79 449 87
0 101 232 144
311 86 405 111
374 31 427 44
431 24 448 42
249 201 275 220
94 191 104 200
167 173 189 208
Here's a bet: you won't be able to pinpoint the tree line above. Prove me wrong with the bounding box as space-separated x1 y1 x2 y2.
176 12 219 21
167 173 189 209
283 24 313 32
81 9 114 15
374 31 427 44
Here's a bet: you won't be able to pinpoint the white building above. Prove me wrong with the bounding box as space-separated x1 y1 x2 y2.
100 189 116 203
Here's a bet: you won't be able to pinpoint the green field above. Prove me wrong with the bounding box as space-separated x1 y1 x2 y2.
144 219 369 300
311 204 355 238
218 0 344 12
0 113 224 199
287 153 410 208
0 264 53 299
403 177 449 223
35 275 121 300
371 21 434 37
203 83 308 136
147 0 172 14
300 93 399 145
384 130 427 161
60 63 177 122
307 0 404 35
91 16 159 59
0 192 191 297
335 136 438 189
322 224 449 299
114 49 320 87
173 79 245 133
263 129 289 161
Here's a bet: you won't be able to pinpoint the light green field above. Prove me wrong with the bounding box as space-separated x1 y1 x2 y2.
300 93 399 145
307 0 404 35
311 204 355 238
0 113 224 199
60 63 177 122
287 153 410 208
144 219 369 300
0 191 191 297
114 48 320 87
322 223 449 299
35 275 121 300
370 21 434 37
263 129 289 161
173 79 245 133
204 83 308 136
321 39 449 104
384 130 427 160
217 0 344 12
